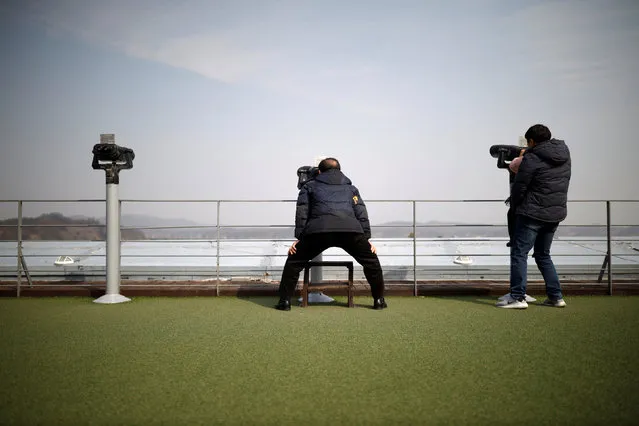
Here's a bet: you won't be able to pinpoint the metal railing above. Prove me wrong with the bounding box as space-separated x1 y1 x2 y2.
1 199 638 297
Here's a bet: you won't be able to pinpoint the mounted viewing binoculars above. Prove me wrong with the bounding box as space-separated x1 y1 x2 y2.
490 144 524 170
296 166 320 189
91 134 135 184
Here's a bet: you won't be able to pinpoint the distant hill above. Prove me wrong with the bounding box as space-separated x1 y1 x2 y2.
119 215 294 239
0 213 145 241
113 214 207 239
69 214 210 239
1 213 637 241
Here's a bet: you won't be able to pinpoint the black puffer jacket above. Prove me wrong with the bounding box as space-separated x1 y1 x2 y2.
294 169 371 239
511 139 571 223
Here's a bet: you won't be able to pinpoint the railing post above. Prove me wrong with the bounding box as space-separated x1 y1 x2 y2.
216 200 221 296
16 201 22 298
413 201 417 296
606 201 612 295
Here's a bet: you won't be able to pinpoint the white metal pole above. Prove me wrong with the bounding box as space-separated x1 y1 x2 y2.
311 254 323 284
106 184 120 295
94 182 130 304
307 155 333 303
311 155 324 285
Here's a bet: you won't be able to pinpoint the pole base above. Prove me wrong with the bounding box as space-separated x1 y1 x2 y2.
93 294 132 304
298 292 335 304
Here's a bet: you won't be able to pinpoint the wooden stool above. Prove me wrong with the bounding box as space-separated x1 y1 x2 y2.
302 261 354 308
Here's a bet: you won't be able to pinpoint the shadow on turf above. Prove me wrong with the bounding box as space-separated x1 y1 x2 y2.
236 296 374 310
431 295 560 308
430 296 500 307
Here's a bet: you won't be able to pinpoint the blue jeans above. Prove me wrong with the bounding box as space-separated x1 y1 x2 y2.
510 215 563 301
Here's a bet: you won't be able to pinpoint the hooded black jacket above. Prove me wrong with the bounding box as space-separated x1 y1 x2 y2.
294 169 371 239
511 138 571 223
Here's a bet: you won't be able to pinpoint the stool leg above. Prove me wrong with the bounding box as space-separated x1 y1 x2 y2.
302 267 309 307
348 265 354 308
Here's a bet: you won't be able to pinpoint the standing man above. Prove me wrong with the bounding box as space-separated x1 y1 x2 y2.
496 124 571 309
275 158 387 311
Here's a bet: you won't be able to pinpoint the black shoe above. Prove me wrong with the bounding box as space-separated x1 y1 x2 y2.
275 298 291 311
373 298 388 310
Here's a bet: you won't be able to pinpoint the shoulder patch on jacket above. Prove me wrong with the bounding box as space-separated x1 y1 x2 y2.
353 195 359 204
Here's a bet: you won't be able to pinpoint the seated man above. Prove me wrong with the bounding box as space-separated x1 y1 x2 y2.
275 157 386 311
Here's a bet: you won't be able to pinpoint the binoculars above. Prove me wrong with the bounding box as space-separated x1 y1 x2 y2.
92 134 135 184
489 144 523 170
92 143 135 166
297 166 320 189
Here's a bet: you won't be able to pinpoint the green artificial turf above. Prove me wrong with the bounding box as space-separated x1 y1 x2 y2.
0 296 638 425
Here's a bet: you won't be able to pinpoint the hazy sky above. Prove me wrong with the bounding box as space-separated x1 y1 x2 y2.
1 0 638 226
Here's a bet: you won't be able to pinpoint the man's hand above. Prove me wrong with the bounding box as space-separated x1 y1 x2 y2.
288 240 299 255
509 156 523 173
369 240 377 254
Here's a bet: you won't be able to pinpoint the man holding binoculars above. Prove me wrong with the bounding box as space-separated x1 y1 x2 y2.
492 124 572 309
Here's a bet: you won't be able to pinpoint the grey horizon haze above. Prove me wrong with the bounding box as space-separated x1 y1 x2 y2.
1 0 638 228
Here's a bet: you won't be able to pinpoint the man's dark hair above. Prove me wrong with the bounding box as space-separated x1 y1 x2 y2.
524 124 552 144
318 157 341 172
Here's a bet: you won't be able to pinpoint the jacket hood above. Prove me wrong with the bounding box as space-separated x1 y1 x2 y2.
530 139 570 166
314 169 352 185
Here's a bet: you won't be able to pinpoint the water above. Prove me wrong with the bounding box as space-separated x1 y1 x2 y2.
1 238 638 282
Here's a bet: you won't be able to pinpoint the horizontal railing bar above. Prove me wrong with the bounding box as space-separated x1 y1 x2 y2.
119 199 639 203
0 199 105 203
2 269 634 274
5 240 633 246
122 225 291 230
3 242 634 247
1 274 636 282
4 267 633 272
410 224 636 228
0 269 637 280
124 224 639 229
9 253 623 259
13 236 623 243
2 199 637 203
17 224 105 228
5 223 636 230
122 226 218 230
5 237 634 243
123 199 296 203
1 271 636 275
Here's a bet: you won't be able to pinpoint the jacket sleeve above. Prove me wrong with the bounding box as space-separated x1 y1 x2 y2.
294 185 310 239
352 188 372 239
511 154 538 206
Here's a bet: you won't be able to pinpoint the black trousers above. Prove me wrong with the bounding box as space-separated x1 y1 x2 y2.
278 232 385 300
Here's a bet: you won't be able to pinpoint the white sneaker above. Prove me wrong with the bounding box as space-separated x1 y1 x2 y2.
542 298 566 308
495 295 528 309
498 293 536 303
